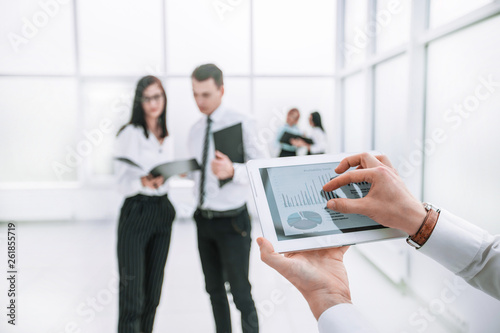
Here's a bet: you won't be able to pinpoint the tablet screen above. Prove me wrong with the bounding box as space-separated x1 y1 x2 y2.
259 162 385 241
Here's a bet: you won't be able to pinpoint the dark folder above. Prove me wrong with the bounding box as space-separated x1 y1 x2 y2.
115 157 201 179
279 131 314 145
212 122 245 163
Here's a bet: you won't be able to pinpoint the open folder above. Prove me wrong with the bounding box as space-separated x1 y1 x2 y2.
213 122 245 163
115 157 200 179
279 131 314 145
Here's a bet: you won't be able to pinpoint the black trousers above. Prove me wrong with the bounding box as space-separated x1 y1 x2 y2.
117 194 175 333
194 208 259 333
279 149 296 157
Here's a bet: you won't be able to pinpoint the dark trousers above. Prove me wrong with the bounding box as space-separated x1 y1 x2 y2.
279 149 296 157
194 208 259 333
117 194 176 333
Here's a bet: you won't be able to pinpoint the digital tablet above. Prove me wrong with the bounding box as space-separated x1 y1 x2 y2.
246 152 406 253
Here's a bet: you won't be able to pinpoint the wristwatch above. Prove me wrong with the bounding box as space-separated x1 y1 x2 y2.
406 203 441 249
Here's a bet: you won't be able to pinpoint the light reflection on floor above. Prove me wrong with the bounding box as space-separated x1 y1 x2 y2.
0 218 451 333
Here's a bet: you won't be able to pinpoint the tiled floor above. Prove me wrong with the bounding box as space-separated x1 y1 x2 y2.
0 218 454 333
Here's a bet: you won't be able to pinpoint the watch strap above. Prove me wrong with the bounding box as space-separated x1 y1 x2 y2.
406 203 441 249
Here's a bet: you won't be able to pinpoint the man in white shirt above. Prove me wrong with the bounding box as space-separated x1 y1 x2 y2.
188 64 264 333
257 152 500 332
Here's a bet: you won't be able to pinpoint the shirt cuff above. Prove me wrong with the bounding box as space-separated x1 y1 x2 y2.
318 303 377 333
418 209 485 276
232 163 248 185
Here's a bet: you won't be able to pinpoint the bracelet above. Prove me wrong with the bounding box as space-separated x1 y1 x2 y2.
406 203 441 249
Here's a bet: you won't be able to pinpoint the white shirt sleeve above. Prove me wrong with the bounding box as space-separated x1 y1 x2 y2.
419 209 500 300
317 209 500 332
113 126 147 197
318 303 378 333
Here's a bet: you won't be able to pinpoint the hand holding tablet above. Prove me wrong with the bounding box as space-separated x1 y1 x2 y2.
247 152 408 253
255 152 435 327
257 237 351 320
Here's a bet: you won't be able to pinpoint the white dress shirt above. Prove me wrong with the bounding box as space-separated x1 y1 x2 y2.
113 124 175 198
318 209 500 332
188 105 266 211
308 127 327 154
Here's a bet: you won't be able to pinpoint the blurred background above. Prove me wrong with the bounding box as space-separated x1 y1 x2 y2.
1 0 500 332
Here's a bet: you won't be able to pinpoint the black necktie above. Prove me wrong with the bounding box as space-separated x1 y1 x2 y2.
199 117 212 207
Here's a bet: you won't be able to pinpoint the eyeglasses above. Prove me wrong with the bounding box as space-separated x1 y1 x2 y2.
141 94 164 104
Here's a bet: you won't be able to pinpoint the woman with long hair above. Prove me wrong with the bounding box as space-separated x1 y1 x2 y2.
113 75 176 333
291 111 327 155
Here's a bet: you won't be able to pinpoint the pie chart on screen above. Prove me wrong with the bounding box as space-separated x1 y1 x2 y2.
287 211 322 230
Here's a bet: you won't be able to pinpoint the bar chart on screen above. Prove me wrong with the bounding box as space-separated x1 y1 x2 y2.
267 163 342 235
266 163 375 235
281 172 339 208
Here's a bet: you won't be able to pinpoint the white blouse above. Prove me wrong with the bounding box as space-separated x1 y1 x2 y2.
113 124 175 198
308 127 327 154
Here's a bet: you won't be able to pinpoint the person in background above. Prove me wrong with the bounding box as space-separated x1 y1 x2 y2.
257 152 500 332
188 64 263 333
276 108 301 157
290 111 327 155
113 76 176 333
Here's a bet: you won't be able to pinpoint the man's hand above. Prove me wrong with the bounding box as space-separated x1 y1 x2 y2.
141 174 165 189
323 152 426 235
257 237 351 320
211 150 234 180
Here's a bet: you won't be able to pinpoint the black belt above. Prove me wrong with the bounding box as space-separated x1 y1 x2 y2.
196 205 247 219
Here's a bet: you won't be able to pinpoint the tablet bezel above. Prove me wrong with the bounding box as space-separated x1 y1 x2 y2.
246 152 406 253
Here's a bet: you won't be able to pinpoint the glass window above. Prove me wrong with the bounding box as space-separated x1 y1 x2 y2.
253 0 336 75
253 78 336 157
165 0 250 75
0 78 78 183
165 78 251 159
343 73 371 152
81 80 137 176
343 0 368 67
375 0 411 53
0 1 75 75
425 15 500 233
365 55 411 292
374 55 409 169
429 0 494 28
165 78 203 161
77 0 164 76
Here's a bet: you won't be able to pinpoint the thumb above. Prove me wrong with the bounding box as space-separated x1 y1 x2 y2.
257 237 274 259
257 237 286 270
327 198 367 215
